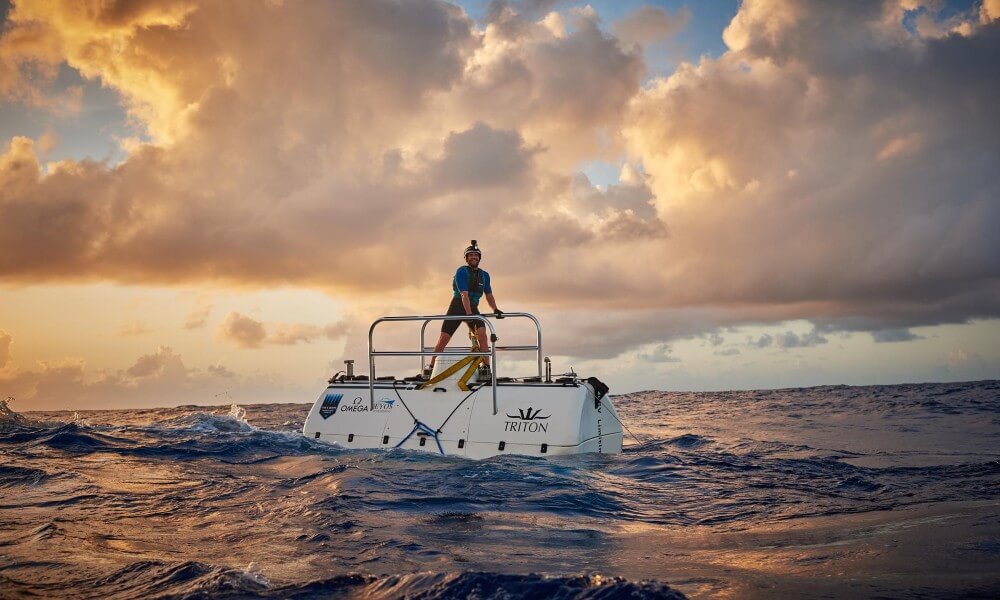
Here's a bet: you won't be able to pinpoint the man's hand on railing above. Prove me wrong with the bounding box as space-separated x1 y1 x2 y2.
494 309 504 319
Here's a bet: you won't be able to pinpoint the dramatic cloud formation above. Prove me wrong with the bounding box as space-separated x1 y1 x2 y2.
622 0 1000 334
0 0 997 365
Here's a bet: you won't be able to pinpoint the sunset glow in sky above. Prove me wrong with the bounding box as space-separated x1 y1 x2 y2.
1 0 998 410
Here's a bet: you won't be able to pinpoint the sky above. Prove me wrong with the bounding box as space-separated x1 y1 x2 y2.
0 0 998 410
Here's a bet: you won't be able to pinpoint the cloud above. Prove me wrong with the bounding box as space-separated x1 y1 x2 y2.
714 347 740 356
743 327 826 350
217 312 349 349
0 330 11 369
184 301 212 330
566 172 658 220
207 363 236 378
621 0 1000 339
0 0 998 362
612 5 691 48
126 345 181 378
217 313 267 349
775 329 827 349
871 328 925 343
0 346 304 410
432 122 535 189
638 342 681 363
323 321 351 339
267 324 324 346
984 0 1000 23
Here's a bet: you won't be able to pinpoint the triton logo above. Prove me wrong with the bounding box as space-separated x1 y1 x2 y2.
506 407 550 421
504 407 550 433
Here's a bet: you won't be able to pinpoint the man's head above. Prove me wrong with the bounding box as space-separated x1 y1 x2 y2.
464 240 481 267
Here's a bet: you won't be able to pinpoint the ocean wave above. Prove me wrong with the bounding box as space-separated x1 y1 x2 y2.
0 465 50 488
149 403 256 434
0 560 688 599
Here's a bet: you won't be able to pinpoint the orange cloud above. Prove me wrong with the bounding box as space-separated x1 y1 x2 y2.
217 313 267 349
125 345 180 378
217 312 348 349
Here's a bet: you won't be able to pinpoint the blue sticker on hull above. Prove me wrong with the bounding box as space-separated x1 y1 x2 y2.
319 393 343 419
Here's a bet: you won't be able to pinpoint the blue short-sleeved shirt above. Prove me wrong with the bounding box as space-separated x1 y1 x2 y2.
452 266 492 304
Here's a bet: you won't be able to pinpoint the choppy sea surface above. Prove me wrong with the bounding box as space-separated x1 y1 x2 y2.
2 380 999 599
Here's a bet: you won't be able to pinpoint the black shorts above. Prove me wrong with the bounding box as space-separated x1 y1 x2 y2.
441 297 484 336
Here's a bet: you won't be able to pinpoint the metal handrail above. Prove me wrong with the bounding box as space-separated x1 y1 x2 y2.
369 312 543 416
418 312 542 378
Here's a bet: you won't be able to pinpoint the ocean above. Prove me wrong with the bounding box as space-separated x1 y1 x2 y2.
1 380 998 599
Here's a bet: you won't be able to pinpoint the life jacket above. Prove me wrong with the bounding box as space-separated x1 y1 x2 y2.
454 266 485 303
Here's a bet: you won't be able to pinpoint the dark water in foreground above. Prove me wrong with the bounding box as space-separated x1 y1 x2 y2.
2 380 999 599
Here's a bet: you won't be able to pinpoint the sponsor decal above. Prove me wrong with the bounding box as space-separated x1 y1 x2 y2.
340 396 368 412
336 397 396 414
373 398 395 412
319 393 343 419
504 406 550 433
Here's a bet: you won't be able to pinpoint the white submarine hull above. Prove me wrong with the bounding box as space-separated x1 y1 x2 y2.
302 379 623 460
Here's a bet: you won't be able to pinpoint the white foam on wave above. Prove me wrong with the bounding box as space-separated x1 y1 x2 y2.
228 402 249 425
149 403 257 434
241 562 270 587
0 396 27 429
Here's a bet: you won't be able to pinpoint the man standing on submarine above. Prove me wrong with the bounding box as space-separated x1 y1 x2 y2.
426 240 503 379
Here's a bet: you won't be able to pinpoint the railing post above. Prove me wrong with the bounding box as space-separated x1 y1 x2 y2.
419 319 430 373
368 319 381 409
492 334 498 415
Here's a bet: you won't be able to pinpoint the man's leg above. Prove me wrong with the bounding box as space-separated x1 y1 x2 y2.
476 326 490 367
429 332 452 370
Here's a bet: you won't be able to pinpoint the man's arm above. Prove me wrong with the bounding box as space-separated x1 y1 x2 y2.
484 292 498 312
461 291 473 315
